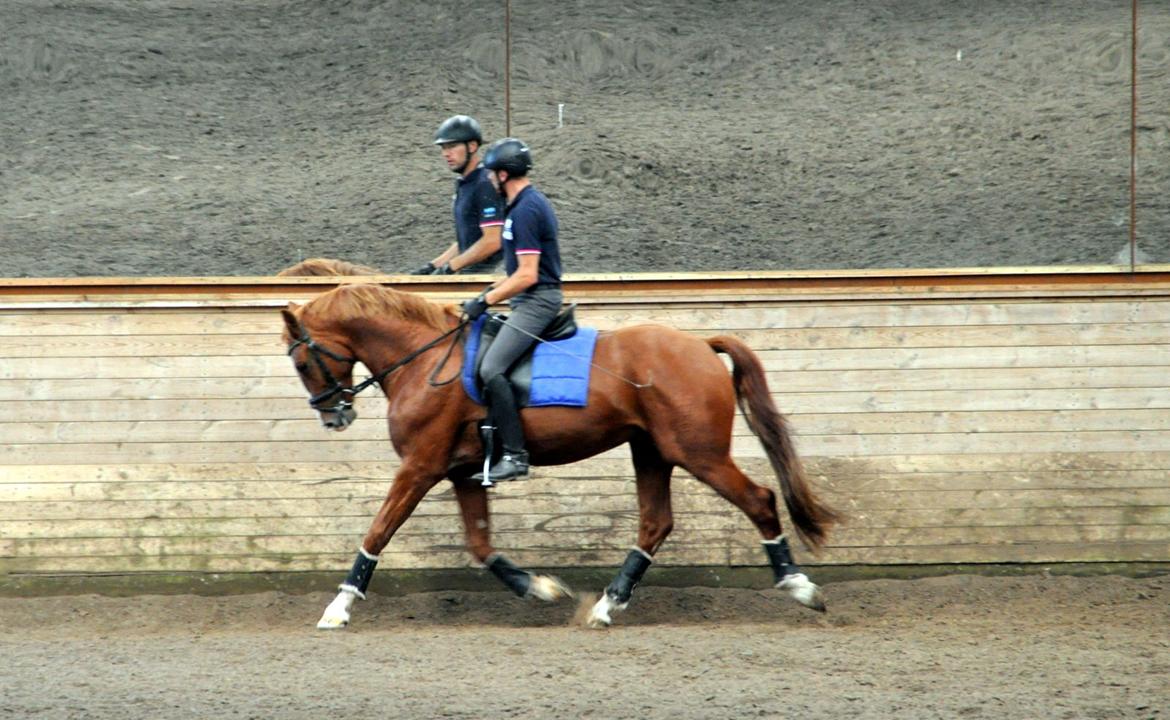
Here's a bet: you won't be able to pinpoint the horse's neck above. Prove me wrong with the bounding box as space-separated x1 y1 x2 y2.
347 316 452 375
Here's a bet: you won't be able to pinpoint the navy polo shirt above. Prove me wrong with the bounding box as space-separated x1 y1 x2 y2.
453 165 504 271
502 185 562 286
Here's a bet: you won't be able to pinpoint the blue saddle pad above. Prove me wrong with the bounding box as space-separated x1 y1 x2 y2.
462 316 599 407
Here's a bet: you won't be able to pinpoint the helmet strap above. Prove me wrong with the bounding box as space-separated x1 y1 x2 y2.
454 141 478 175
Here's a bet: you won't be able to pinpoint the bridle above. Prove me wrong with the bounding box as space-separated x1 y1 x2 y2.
286 319 470 413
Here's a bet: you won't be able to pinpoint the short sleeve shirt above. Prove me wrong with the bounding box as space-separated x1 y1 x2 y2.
453 165 504 271
502 185 562 285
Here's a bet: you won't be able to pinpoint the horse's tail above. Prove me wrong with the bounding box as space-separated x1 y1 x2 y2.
707 335 840 551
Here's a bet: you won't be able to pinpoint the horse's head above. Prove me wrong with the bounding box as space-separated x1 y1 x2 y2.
281 303 359 431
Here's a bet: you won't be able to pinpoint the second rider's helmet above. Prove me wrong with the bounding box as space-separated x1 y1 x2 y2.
433 115 483 145
483 138 532 177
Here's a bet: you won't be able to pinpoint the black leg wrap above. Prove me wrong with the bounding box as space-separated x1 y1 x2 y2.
340 548 379 599
486 553 532 597
605 548 653 604
763 536 801 583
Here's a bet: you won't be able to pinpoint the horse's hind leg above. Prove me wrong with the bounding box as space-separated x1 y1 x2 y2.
452 480 572 602
689 456 826 612
587 436 674 628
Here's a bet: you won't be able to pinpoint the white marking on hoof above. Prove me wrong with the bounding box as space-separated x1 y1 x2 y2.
527 574 574 602
586 593 627 629
316 590 358 630
777 572 826 612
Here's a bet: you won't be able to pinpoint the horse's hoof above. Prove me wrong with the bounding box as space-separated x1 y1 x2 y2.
584 593 624 629
777 572 827 613
316 613 350 630
317 591 357 629
528 574 574 602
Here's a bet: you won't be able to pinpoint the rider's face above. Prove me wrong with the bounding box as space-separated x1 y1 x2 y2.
439 141 472 171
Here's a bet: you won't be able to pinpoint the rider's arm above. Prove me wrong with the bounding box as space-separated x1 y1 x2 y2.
449 225 501 271
430 242 458 267
485 253 538 304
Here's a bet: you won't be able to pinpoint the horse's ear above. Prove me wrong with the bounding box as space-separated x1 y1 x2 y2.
281 303 303 339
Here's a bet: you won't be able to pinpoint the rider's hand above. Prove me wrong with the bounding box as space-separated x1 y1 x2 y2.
462 294 490 320
410 262 436 275
432 263 456 275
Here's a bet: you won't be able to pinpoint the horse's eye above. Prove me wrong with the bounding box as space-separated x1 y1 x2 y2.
295 362 309 373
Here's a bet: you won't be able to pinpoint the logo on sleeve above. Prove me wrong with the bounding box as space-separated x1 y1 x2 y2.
483 207 497 218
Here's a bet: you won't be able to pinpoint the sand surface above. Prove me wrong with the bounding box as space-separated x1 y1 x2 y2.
2 0 1168 277
1 574 1168 719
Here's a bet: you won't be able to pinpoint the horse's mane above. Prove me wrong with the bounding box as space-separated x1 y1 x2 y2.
277 258 383 276
304 283 451 331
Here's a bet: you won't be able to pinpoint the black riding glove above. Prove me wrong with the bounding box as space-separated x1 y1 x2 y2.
410 262 436 275
462 294 491 320
432 263 456 275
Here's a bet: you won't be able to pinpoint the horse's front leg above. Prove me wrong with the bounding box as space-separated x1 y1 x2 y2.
452 480 573 602
317 465 443 630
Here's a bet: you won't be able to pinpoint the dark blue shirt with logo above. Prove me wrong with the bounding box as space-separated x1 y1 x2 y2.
453 165 504 272
502 185 562 286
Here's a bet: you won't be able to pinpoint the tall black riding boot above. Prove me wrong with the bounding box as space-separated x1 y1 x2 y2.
472 375 529 483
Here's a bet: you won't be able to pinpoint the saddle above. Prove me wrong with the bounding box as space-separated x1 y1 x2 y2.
464 304 598 408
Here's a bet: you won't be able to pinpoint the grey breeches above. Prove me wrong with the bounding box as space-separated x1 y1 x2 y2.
478 286 563 382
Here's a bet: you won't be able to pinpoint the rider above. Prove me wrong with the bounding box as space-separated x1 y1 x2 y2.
461 138 564 483
412 114 505 275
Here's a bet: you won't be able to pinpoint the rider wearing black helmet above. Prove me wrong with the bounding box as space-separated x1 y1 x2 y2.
411 114 504 275
461 138 564 483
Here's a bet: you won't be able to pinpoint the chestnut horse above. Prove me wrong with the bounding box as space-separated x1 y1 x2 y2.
280 282 838 629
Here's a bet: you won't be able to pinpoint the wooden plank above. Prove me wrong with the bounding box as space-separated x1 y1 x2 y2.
4 522 1168 561
4 365 1165 401
6 505 1169 543
6 409 1170 445
596 300 1170 331
7 465 1170 506
766 366 1170 392
720 323 1170 351
7 321 1170 358
5 428 1170 464
3 486 1168 522
5 343 1167 380
6 388 1168 424
5 297 1170 335
2 454 1168 492
755 345 1170 371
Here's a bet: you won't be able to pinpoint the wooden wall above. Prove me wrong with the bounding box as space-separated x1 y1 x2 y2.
2 270 1168 579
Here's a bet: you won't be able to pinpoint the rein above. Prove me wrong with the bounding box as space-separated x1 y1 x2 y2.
288 319 470 410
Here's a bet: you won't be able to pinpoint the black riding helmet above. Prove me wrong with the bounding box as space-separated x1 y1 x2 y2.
483 138 532 177
433 115 483 145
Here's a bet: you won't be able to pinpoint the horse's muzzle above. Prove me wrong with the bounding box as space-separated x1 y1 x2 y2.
318 405 358 431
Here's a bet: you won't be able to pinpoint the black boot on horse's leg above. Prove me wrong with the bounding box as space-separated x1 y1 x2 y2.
588 547 653 627
484 552 574 601
764 535 826 612
472 375 529 484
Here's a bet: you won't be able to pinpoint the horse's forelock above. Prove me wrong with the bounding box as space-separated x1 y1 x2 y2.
305 284 450 330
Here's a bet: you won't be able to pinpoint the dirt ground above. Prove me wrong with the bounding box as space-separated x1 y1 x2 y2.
2 0 1169 277
1 574 1167 719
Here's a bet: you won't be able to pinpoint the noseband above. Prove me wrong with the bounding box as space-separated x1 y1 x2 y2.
287 319 470 413
286 333 359 411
